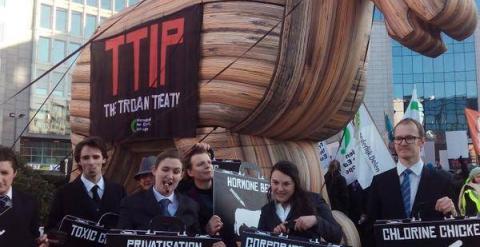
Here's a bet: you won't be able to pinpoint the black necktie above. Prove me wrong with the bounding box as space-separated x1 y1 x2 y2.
0 195 11 214
159 199 171 216
91 185 101 203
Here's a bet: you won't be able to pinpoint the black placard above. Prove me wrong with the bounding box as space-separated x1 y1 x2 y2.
374 217 480 247
106 232 219 247
58 216 109 246
213 170 269 243
240 231 341 247
90 5 202 141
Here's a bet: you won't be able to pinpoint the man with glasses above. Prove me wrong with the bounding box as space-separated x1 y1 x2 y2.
366 118 456 244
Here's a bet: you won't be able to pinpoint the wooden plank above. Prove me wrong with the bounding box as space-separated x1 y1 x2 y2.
70 116 90 136
71 83 90 101
70 100 90 118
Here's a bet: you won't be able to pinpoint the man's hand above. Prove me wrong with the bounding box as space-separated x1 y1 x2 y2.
435 196 457 216
212 241 226 247
206 215 223 236
36 234 49 247
273 223 288 234
294 215 317 232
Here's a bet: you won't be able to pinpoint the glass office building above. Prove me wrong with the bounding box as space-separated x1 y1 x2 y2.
369 6 480 150
0 0 139 169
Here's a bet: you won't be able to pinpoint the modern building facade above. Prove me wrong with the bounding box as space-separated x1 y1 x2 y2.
0 0 139 169
365 3 480 161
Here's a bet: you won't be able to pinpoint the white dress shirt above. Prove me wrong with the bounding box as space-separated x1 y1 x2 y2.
81 175 105 199
275 203 291 222
397 160 424 213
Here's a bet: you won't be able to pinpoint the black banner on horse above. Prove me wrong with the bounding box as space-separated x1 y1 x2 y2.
90 5 202 141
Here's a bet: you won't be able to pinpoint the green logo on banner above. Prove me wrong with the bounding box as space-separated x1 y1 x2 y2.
130 119 137 133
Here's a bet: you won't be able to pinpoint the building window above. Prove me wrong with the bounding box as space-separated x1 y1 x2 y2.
71 11 82 36
87 0 98 7
68 42 81 64
52 72 65 97
115 0 125 11
85 14 97 37
40 4 52 29
128 0 138 6
35 69 49 95
20 138 71 170
0 0 5 8
72 0 83 4
0 22 4 43
37 37 50 63
52 40 66 64
101 0 112 10
55 8 68 32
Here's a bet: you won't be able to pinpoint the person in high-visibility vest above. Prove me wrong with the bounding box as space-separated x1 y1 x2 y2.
458 167 480 216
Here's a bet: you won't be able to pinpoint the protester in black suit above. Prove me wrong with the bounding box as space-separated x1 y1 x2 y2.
178 143 224 235
258 161 342 244
117 149 226 247
117 149 199 233
366 118 457 245
0 146 47 247
324 159 349 214
46 137 126 231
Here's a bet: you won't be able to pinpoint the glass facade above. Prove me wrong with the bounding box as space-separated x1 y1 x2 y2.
23 0 145 167
40 4 52 29
101 0 112 10
55 8 67 32
20 138 70 170
70 11 82 36
385 5 479 140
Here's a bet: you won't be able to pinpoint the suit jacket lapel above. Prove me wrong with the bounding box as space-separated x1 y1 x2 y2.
389 169 408 218
412 167 431 214
73 177 98 216
145 189 162 216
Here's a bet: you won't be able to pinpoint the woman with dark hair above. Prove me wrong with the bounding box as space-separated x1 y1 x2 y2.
325 159 349 214
258 161 342 244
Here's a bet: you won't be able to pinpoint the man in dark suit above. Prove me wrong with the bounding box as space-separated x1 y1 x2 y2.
367 118 456 244
117 149 201 234
0 145 47 247
46 137 126 231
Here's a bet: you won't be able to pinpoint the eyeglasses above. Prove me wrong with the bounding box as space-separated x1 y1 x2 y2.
393 135 420 144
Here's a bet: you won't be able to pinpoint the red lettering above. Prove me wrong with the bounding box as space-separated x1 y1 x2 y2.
160 18 184 86
105 35 125 96
149 24 159 88
126 27 148 91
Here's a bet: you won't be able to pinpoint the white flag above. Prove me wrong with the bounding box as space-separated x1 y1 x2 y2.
337 123 357 185
403 85 424 124
318 141 332 172
355 104 395 188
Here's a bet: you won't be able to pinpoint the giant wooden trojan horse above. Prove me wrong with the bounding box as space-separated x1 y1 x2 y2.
69 0 477 245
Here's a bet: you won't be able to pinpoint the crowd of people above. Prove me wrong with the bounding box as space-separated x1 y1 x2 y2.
325 118 480 246
1 117 480 247
0 137 342 247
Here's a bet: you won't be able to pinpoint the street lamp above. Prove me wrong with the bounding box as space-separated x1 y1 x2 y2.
9 112 25 150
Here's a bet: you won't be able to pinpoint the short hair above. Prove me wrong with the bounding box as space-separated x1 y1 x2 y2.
155 149 181 168
74 136 108 163
183 144 209 171
393 118 425 138
0 145 18 171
